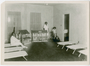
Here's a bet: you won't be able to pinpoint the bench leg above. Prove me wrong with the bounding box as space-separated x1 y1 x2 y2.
78 53 81 57
72 50 76 54
62 45 64 49
57 45 59 47
23 56 27 61
66 48 69 51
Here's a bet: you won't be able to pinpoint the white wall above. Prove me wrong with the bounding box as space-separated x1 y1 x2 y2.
26 4 53 32
4 3 89 44
53 3 89 44
5 3 53 42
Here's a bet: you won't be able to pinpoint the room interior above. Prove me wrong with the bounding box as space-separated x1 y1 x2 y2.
2 2 89 61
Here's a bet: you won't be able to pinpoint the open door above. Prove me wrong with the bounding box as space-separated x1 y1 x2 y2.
64 14 69 41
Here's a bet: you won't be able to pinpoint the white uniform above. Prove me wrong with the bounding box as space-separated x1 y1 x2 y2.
10 36 27 48
52 29 57 37
10 36 22 46
43 24 49 39
52 29 56 34
43 24 49 31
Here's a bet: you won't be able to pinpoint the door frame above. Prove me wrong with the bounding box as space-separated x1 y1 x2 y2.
62 13 70 41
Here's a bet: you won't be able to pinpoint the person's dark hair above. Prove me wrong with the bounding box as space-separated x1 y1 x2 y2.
45 22 47 24
11 32 16 36
53 27 56 29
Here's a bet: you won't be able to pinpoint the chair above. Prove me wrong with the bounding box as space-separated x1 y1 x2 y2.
66 44 87 54
4 44 28 61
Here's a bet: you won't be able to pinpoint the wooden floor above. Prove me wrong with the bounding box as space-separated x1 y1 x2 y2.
5 40 87 61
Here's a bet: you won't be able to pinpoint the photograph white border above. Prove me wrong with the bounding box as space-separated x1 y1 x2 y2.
0 0 90 65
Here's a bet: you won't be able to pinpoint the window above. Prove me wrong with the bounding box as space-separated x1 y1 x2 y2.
30 13 41 30
7 12 21 42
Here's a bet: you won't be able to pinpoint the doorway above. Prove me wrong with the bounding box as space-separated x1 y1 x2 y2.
64 14 69 41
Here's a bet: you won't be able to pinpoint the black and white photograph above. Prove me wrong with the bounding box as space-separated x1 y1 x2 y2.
1 1 90 65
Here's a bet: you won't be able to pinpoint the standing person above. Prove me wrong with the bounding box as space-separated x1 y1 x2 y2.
43 22 49 39
43 22 49 32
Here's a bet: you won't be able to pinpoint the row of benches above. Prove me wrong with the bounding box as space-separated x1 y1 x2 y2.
4 42 88 60
57 41 87 57
4 44 28 61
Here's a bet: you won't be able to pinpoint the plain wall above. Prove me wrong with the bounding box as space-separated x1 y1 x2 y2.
5 3 53 42
4 3 89 44
53 3 89 44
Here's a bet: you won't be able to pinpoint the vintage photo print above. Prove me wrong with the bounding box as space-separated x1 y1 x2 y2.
1 1 89 65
